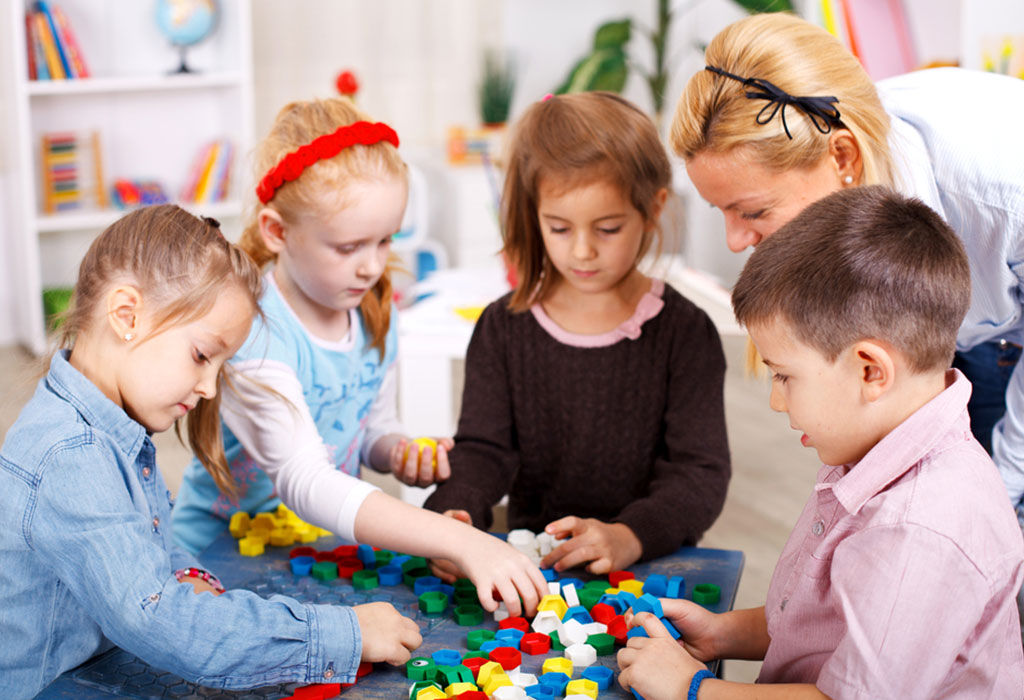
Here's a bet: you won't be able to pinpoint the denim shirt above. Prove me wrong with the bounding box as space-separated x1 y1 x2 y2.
0 351 361 699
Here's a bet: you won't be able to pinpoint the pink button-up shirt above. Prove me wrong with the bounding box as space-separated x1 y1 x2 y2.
759 370 1024 699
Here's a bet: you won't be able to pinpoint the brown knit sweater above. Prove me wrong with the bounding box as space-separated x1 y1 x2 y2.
424 282 731 560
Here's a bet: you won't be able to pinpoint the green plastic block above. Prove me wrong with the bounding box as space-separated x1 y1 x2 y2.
549 630 566 651
433 664 473 686
310 561 338 582
406 657 436 681
374 549 395 567
466 628 496 651
401 556 429 573
586 632 616 656
578 587 604 611
418 590 449 615
352 569 379 590
453 603 484 626
692 583 721 606
404 566 433 588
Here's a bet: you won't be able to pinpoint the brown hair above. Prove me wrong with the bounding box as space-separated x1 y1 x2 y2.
57 204 263 497
732 186 970 372
501 91 672 311
671 12 895 186
239 97 406 358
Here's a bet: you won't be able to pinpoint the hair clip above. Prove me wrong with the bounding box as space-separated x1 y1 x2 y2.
542 93 554 102
202 216 222 229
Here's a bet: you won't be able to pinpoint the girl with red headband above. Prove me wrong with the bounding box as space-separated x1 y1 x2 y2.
171 97 548 619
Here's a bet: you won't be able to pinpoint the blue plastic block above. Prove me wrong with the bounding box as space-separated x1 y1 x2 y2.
661 616 682 640
632 593 663 618
377 564 402 586
616 591 638 610
597 594 627 615
538 671 571 694
666 575 686 599
559 577 584 592
642 573 668 597
562 605 593 624
390 554 412 569
440 583 455 599
495 628 525 645
356 543 376 568
540 568 558 582
582 665 614 690
431 648 462 666
632 689 647 700
627 626 649 639
289 555 315 576
526 684 556 698
413 575 443 596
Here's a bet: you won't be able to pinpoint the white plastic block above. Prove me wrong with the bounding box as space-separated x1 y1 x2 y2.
531 609 561 635
548 581 562 596
564 642 597 668
493 602 510 622
581 621 607 636
507 528 537 549
510 671 538 688
560 619 588 646
563 583 580 607
536 531 555 556
493 686 529 700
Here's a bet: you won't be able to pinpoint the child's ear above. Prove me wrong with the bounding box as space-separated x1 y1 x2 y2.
258 207 287 254
649 187 670 226
106 285 142 340
852 340 895 402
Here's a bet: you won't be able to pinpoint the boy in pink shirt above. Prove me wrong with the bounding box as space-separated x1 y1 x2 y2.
618 186 1024 700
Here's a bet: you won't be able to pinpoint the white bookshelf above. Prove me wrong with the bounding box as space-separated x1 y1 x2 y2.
0 0 254 354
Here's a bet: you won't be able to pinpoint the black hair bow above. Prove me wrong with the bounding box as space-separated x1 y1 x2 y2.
705 65 842 139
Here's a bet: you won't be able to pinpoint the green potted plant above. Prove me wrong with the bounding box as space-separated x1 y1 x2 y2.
479 50 515 126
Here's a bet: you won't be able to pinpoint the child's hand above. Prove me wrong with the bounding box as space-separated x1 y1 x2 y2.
617 610 709 700
428 509 472 582
388 437 453 487
448 527 549 618
540 516 642 574
627 599 721 662
179 574 223 596
352 601 422 664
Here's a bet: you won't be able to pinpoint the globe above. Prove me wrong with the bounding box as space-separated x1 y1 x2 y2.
155 0 219 73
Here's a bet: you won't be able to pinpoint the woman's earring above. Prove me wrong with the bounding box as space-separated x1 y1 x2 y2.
843 175 854 185
124 333 134 341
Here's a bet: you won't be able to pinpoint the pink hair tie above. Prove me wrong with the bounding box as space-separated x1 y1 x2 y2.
542 93 554 102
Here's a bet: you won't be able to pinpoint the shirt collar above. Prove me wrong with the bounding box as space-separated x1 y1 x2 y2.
827 368 972 514
46 349 148 461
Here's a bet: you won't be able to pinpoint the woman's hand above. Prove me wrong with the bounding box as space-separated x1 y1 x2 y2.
540 516 642 574
388 436 453 487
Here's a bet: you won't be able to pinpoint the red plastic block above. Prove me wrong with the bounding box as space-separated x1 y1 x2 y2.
292 683 341 699
608 570 635 587
314 551 338 562
455 692 488 700
607 615 629 645
589 602 616 625
461 655 490 679
498 616 530 633
520 632 552 655
356 661 373 677
489 646 522 671
336 556 365 578
333 544 359 557
290 546 317 559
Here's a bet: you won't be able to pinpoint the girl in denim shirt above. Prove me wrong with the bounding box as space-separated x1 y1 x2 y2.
0 205 421 699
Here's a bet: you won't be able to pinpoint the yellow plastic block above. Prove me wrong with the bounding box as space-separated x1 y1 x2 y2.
228 511 251 538
538 594 568 620
605 587 621 595
269 526 295 547
238 536 265 557
251 512 279 530
416 687 447 700
542 657 573 676
619 579 644 596
453 305 485 322
566 678 599 698
275 503 293 518
296 526 319 543
444 682 478 697
246 529 270 544
483 675 513 696
476 661 505 688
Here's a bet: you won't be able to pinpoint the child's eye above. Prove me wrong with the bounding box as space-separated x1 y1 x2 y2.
598 226 622 235
741 209 766 221
548 226 569 234
336 244 359 255
772 372 789 385
379 235 393 247
194 349 209 364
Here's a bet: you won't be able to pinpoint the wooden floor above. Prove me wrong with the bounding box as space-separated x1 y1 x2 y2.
0 334 819 684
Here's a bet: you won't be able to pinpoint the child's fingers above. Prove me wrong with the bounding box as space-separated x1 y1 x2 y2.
493 578 523 617
637 611 673 639
434 444 452 481
416 446 435 486
429 557 461 583
544 515 580 539
443 509 472 525
585 554 614 575
436 436 455 450
616 645 638 670
474 582 499 613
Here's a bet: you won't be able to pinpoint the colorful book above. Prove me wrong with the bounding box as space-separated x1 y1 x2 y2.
52 5 89 78
193 141 221 203
35 2 72 78
211 140 234 202
28 11 50 80
24 13 37 80
179 141 214 202
33 11 65 79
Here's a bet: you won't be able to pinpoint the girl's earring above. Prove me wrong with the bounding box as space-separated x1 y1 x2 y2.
124 333 134 342
843 175 854 185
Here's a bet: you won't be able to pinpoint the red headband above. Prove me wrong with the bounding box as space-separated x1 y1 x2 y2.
255 121 400 204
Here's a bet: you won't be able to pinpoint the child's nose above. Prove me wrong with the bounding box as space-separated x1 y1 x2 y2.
195 367 218 399
359 249 384 278
571 231 596 259
768 383 786 413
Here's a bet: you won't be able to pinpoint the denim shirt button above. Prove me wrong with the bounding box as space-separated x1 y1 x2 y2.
142 467 151 478
149 593 160 602
152 516 160 531
323 669 334 679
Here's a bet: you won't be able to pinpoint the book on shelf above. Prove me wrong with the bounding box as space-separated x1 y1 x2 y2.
181 138 234 204
25 2 89 81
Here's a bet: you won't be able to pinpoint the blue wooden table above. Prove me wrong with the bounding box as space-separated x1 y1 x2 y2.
39 532 744 699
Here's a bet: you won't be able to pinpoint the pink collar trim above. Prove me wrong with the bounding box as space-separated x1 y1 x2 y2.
530 278 666 348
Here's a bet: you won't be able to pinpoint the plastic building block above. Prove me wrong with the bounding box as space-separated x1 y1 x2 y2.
390 554 412 568
581 621 607 636
418 591 449 615
499 616 531 633
607 615 628 644
589 602 616 625
541 657 573 677
269 527 296 547
526 685 556 698
530 610 561 635
632 593 663 618
454 692 488 700
374 549 394 567
616 591 639 610
540 568 557 582
378 564 403 586
460 655 491 679
577 587 604 611
660 617 682 639
566 678 599 698
252 512 278 529
586 632 616 656
520 632 552 655
581 665 614 690
548 631 566 651
336 556 364 578
314 550 337 563
475 661 506 688
238 536 265 557
407 657 436 681
454 589 479 606
666 575 686 599
564 643 596 668
489 646 522 671
404 567 433 587
608 570 635 587
562 605 592 625
434 664 473 687
546 582 561 596
311 561 338 581
228 511 251 538
290 555 315 576
495 628 525 645
493 602 510 622
410 679 443 698
454 577 476 591
356 543 376 568
627 626 648 639
596 594 627 615
584 579 611 591
619 579 644 596
356 661 373 678
480 639 507 654
415 686 447 700
453 604 484 626
692 583 721 605
483 675 514 696
537 671 571 695
642 573 668 597
431 649 462 667
466 628 495 651
507 528 536 548
559 619 588 646
537 594 568 620
290 545 317 559
352 570 378 590
401 555 429 572
492 686 528 700
445 682 478 697
333 544 358 557
414 575 443 596
510 670 537 688
562 583 580 608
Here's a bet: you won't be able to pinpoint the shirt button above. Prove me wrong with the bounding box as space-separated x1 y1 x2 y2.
780 598 787 610
149 593 160 602
812 520 825 536
142 467 151 478
323 669 334 679
152 516 160 529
